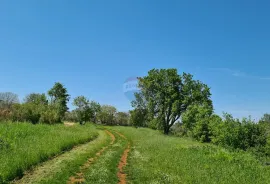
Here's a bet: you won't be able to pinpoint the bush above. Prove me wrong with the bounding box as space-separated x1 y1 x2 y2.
64 111 78 122
170 122 185 136
182 104 213 142
11 104 41 124
210 113 267 151
0 108 12 121
97 105 117 125
115 112 130 126
130 108 148 127
39 105 61 124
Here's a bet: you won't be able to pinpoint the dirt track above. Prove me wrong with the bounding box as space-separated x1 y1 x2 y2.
68 130 116 184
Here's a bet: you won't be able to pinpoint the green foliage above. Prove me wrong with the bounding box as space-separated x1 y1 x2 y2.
133 68 212 134
210 113 267 151
48 82 70 119
0 92 63 124
89 100 101 123
260 113 270 123
97 105 117 125
39 105 62 124
0 122 98 183
11 103 41 124
73 96 93 124
64 110 78 122
129 108 148 127
24 93 48 105
182 104 213 139
115 111 130 126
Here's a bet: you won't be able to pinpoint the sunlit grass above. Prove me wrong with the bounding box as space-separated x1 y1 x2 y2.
111 126 270 184
84 132 128 183
0 122 98 183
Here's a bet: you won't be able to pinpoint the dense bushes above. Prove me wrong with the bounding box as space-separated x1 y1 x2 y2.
0 82 69 124
173 105 269 158
129 108 148 127
210 114 267 151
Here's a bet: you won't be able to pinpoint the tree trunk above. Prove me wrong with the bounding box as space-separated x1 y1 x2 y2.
164 125 170 135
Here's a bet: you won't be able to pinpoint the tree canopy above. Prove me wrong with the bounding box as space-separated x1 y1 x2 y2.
48 82 70 119
133 68 212 134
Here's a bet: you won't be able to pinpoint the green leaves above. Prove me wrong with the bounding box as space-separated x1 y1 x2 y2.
48 82 70 119
72 96 101 123
133 68 212 134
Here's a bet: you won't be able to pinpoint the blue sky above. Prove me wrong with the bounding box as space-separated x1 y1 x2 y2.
1 0 270 120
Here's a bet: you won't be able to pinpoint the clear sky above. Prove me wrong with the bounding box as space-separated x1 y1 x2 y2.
1 0 270 120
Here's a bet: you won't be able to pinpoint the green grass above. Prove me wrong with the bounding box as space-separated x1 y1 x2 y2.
84 131 128 183
15 130 111 184
1 123 270 184
0 122 98 183
110 126 270 184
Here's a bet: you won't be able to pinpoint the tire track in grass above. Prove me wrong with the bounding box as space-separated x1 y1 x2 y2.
12 130 108 184
67 130 115 184
115 131 130 184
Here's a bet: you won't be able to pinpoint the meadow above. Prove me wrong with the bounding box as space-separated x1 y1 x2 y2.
110 126 270 184
0 122 269 184
0 122 98 183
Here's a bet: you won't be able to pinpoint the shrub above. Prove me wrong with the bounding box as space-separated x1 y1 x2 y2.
170 122 185 136
115 112 130 126
210 113 267 151
11 104 41 124
64 111 78 122
39 105 61 124
97 105 117 125
129 108 148 127
182 104 213 142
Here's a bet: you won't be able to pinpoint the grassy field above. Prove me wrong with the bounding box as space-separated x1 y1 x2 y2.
110 126 270 184
0 122 98 183
0 123 269 184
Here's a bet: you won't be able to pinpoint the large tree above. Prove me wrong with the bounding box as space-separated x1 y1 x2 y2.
133 68 212 134
48 82 70 119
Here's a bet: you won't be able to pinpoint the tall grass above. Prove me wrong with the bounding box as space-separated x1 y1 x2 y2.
111 126 270 184
84 132 128 183
0 122 98 183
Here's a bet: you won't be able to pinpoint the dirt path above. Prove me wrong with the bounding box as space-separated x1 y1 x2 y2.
116 131 130 184
64 122 76 126
12 130 109 184
67 130 116 184
13 129 130 184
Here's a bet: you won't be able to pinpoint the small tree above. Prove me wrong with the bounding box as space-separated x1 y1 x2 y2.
97 105 117 125
129 108 148 127
73 96 93 124
48 82 70 120
89 101 101 123
0 92 19 109
115 112 130 126
260 114 270 123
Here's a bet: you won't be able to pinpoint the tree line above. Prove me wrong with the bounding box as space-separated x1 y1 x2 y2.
130 68 269 159
0 83 129 125
0 68 269 159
